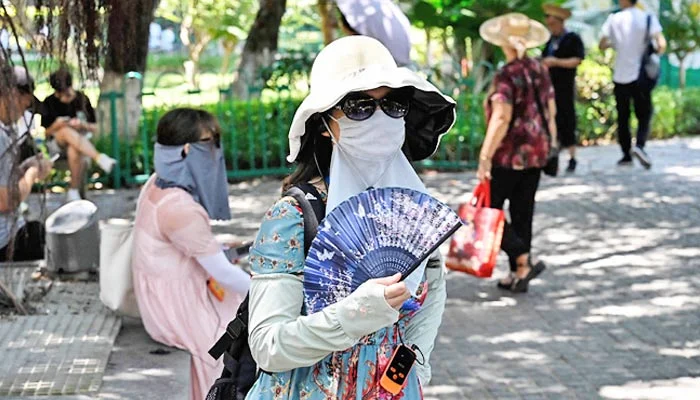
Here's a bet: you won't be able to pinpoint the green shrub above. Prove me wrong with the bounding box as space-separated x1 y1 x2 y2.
95 77 699 184
95 95 304 179
146 53 224 73
575 52 617 144
574 50 700 142
677 88 700 136
651 87 680 139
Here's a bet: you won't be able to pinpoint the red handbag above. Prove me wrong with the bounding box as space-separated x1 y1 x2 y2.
446 181 505 278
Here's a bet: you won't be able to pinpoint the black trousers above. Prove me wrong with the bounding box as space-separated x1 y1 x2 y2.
554 90 577 148
490 168 541 272
614 80 653 156
0 221 45 262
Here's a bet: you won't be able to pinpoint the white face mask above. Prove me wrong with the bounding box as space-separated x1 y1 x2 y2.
324 110 406 188
330 111 406 161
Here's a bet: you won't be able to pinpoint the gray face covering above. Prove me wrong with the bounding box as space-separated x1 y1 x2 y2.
154 142 232 221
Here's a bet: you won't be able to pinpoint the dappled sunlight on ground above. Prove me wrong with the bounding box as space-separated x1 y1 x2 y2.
599 377 700 399
19 138 700 399
425 139 700 398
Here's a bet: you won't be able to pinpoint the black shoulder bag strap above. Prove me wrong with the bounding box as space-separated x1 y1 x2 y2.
527 68 553 143
646 14 652 49
528 67 560 177
208 183 326 365
282 183 326 254
208 295 250 362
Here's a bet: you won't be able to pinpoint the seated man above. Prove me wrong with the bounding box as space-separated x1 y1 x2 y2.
0 66 53 262
41 69 116 202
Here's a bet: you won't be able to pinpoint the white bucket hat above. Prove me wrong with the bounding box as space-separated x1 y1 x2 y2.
287 35 456 163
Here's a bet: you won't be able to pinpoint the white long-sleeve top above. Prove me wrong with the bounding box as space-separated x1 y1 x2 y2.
247 256 447 385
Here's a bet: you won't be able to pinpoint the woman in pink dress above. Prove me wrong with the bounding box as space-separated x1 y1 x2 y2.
131 108 250 399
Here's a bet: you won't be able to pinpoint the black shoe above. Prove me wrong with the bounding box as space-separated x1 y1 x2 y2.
632 147 652 170
566 158 577 173
617 155 633 166
511 261 546 293
497 274 516 291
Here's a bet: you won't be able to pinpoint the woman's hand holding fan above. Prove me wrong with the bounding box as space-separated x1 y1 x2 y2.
376 273 411 310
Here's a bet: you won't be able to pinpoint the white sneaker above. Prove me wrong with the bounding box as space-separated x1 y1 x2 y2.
632 147 652 170
66 189 81 202
96 154 116 173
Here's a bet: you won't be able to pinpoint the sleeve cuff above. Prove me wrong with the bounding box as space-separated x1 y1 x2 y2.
335 282 399 339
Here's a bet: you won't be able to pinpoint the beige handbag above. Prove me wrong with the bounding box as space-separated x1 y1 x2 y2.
99 175 155 318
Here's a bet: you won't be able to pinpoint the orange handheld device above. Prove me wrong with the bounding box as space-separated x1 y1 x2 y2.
207 278 225 302
379 344 416 395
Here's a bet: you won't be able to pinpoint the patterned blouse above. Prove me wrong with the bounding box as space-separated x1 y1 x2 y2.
246 194 425 399
486 57 555 170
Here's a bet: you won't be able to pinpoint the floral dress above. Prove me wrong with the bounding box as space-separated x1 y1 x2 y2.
486 57 555 170
245 195 426 399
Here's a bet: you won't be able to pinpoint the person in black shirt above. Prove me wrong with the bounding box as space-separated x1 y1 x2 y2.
541 4 584 173
41 69 116 201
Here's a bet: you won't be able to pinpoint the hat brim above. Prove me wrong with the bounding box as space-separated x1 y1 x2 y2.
287 65 456 163
479 16 551 49
542 4 572 20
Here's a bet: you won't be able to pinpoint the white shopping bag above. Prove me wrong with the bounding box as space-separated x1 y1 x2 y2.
99 218 140 318
98 175 155 318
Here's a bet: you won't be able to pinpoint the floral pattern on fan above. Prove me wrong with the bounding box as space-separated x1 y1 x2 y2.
303 187 462 314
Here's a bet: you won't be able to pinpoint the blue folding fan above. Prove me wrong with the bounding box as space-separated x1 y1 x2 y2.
303 187 462 314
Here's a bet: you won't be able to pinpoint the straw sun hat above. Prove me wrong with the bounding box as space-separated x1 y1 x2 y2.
542 3 573 20
479 13 550 53
287 35 456 163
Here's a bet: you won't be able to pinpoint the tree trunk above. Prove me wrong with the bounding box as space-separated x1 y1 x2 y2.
219 40 238 76
318 0 337 45
473 38 495 94
454 35 467 65
99 0 159 139
679 56 687 89
425 28 432 67
184 37 210 89
179 10 210 90
231 0 287 99
454 35 467 93
7 0 32 39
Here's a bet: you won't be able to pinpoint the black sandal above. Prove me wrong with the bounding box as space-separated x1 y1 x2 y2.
496 273 516 291
511 261 546 293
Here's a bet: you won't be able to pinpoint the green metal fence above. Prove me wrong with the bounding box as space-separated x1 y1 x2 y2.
659 56 700 88
94 86 484 189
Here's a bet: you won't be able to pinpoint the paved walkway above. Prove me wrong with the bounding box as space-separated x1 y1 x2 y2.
4 138 699 399
423 138 700 400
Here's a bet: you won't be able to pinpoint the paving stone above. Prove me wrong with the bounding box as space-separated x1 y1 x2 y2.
0 314 120 396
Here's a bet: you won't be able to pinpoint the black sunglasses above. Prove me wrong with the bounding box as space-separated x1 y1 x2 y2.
334 87 413 121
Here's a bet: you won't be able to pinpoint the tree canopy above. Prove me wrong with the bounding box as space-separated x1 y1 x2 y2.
402 0 561 39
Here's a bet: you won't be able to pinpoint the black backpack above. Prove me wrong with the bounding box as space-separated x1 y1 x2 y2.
206 183 325 400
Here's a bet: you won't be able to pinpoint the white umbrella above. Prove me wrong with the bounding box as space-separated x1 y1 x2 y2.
335 0 412 67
